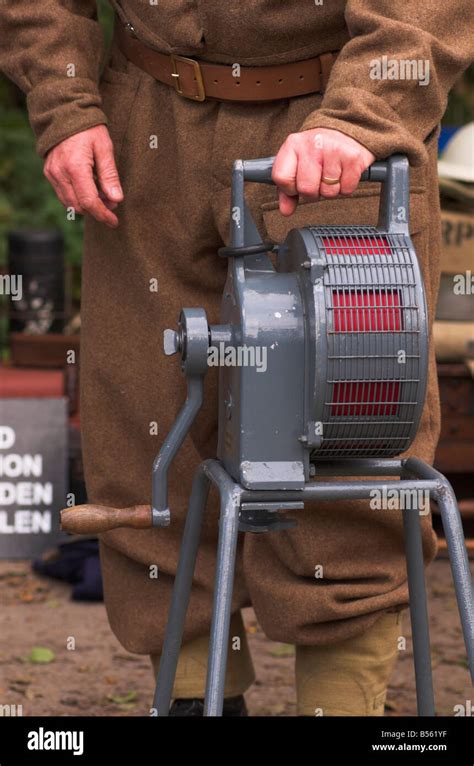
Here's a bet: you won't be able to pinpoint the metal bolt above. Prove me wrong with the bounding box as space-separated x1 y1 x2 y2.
163 329 180 356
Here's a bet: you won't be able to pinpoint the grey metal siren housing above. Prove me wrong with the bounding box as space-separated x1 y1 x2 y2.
154 155 428 520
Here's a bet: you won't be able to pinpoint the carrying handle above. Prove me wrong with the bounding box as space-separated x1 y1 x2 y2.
232 153 409 238
242 156 390 184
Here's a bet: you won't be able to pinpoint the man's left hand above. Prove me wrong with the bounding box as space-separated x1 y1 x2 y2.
272 128 375 216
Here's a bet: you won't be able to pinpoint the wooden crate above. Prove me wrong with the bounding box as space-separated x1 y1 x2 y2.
10 332 80 369
434 363 474 553
435 364 474 473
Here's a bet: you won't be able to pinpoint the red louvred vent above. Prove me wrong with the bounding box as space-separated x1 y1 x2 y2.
330 289 402 416
332 290 402 333
331 380 400 417
307 226 427 454
325 232 403 417
321 235 392 257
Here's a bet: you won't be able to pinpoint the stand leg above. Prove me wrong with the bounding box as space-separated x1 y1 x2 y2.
203 470 242 716
402 505 435 716
436 484 474 681
153 464 210 716
405 458 474 684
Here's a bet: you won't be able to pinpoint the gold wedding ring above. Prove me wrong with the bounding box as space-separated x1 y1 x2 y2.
321 176 341 185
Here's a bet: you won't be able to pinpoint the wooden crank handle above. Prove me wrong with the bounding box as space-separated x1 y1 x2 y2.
60 504 153 535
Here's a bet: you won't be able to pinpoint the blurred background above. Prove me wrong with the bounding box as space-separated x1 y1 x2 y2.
0 4 473 716
0 2 114 307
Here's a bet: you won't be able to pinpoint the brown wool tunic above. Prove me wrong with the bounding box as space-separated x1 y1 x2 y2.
1 1 473 654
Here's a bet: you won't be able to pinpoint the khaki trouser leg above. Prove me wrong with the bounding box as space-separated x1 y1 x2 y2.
86 49 439 655
150 611 255 699
295 610 403 716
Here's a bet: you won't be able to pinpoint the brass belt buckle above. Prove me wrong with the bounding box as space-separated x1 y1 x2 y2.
170 54 206 101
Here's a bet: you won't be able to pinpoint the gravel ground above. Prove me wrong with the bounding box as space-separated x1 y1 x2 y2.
0 557 472 717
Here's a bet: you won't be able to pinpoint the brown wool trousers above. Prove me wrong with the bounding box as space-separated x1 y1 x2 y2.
80 44 441 656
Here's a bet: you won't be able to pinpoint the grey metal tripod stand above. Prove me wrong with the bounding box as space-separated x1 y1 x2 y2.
153 456 474 717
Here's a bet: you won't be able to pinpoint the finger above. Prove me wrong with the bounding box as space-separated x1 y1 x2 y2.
272 141 298 198
67 165 119 227
295 149 322 199
278 189 298 216
57 170 85 214
49 179 70 210
97 188 118 210
339 152 364 196
94 136 123 204
45 166 81 212
320 149 343 199
61 186 85 215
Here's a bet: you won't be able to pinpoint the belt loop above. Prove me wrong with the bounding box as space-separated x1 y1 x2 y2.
319 52 336 93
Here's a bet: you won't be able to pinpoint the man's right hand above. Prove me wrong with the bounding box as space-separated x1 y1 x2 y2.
43 125 123 228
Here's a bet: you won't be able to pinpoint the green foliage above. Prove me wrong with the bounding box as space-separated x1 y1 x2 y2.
0 104 84 268
443 66 474 125
97 0 115 45
0 1 114 269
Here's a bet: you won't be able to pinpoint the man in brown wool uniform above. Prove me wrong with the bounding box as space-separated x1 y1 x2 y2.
1 1 473 716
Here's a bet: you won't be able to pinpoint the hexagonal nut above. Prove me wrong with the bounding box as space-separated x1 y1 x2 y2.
163 329 179 356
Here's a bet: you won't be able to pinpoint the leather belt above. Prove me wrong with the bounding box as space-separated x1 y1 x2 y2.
115 20 338 102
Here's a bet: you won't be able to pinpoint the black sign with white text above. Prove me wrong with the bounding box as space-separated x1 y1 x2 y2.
0 398 68 557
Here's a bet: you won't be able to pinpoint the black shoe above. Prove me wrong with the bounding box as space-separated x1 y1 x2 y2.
169 695 248 717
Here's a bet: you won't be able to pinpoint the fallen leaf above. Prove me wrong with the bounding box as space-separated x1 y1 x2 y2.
0 571 27 580
26 647 56 664
107 691 138 704
112 653 140 662
9 685 27 696
431 586 451 598
60 698 79 707
268 644 294 657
